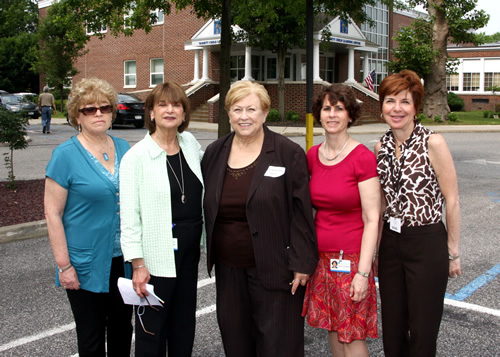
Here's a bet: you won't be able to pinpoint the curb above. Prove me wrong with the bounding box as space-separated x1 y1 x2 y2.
0 220 47 244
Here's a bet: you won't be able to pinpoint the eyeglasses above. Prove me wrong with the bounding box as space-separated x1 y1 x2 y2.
136 295 160 336
79 105 112 116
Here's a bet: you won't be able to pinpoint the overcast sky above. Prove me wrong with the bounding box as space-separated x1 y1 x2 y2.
476 0 499 35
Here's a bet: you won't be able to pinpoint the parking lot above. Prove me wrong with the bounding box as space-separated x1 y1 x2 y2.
0 122 499 356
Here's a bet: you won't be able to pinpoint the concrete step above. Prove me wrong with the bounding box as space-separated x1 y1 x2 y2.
191 103 209 122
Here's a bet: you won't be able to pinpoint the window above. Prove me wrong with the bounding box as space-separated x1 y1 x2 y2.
267 58 277 79
86 22 107 35
320 56 334 83
151 9 164 25
230 55 245 81
150 59 164 86
484 73 500 91
446 74 459 92
124 61 137 87
463 73 480 91
251 55 261 81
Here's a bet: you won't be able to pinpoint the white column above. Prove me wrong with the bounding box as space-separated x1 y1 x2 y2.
201 47 210 81
191 50 200 84
345 47 356 83
479 58 485 92
363 54 370 82
243 46 253 80
313 40 321 81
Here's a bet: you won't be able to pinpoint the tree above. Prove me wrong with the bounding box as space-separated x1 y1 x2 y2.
390 0 489 120
0 107 29 189
37 1 89 112
0 0 39 93
232 0 374 121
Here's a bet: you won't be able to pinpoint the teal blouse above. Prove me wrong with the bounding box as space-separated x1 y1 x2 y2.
46 135 131 293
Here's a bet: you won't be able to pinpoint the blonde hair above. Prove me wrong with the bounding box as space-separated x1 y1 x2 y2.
225 81 271 112
66 77 117 128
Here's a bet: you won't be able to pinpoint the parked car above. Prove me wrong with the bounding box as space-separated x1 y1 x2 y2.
14 92 37 102
0 90 10 96
0 94 40 119
114 93 145 128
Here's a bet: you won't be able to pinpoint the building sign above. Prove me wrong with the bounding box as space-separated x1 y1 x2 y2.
340 19 348 34
330 37 362 46
194 40 221 46
214 20 221 35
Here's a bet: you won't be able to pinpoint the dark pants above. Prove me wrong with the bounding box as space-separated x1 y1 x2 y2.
66 256 133 357
135 222 201 357
41 106 52 132
215 262 306 357
378 222 449 357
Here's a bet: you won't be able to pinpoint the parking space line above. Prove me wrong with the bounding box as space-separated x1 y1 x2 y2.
445 263 500 301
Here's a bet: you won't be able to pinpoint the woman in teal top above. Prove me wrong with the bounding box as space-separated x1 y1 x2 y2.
45 78 133 357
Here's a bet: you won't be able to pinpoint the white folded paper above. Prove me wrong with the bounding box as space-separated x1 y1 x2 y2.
117 277 164 306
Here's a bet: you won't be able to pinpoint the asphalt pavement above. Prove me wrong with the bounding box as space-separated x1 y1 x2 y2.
0 119 499 356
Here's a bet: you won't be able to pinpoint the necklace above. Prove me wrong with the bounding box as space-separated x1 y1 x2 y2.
322 136 350 161
166 150 186 204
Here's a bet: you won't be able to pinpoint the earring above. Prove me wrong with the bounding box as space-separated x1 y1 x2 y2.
380 113 384 120
78 124 81 132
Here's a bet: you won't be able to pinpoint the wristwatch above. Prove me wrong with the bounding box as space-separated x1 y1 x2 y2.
356 270 370 278
58 264 73 273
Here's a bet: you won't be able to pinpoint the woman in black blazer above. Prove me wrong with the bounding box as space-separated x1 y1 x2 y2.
202 81 318 357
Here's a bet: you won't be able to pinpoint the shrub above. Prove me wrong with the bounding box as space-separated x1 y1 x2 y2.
448 112 458 122
416 113 428 122
285 110 299 122
433 115 442 122
483 110 492 118
266 109 281 122
447 92 464 111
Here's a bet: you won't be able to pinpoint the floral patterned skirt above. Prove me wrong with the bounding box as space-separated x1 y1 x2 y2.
302 251 378 343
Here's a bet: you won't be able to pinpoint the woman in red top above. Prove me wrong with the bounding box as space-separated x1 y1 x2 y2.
302 84 381 357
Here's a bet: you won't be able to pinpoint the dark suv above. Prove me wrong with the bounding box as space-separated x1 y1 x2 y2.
0 94 40 119
114 93 145 128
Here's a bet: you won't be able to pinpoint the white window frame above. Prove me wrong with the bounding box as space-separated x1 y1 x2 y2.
150 58 164 87
151 9 164 26
265 56 292 81
124 60 137 88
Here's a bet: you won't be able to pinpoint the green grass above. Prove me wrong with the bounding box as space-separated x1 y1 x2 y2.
421 111 500 125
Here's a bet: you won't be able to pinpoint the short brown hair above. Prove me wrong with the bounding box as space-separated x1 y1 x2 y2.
379 69 424 114
144 81 190 133
66 77 117 129
312 84 361 127
225 81 271 113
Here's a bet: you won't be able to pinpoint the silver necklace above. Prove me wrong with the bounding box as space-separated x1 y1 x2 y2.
322 136 350 161
166 151 186 204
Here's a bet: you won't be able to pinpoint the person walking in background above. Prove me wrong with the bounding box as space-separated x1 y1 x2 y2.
44 77 133 356
302 84 381 357
202 81 318 357
375 69 462 356
120 81 204 357
38 85 56 134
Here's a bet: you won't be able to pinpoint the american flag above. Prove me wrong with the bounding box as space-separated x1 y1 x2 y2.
364 69 375 91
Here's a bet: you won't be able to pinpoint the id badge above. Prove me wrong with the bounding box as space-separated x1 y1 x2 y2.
172 238 178 251
389 217 402 233
330 259 351 273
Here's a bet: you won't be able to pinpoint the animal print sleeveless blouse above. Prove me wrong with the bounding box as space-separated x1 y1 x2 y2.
377 122 444 227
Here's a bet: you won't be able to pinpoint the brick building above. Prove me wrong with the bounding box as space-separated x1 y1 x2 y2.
40 1 496 122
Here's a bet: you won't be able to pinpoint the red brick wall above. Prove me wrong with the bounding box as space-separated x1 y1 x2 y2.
460 94 499 112
449 50 500 59
71 8 206 93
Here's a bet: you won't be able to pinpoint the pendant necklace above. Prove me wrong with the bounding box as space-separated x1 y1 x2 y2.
167 150 186 204
323 136 350 161
103 153 109 161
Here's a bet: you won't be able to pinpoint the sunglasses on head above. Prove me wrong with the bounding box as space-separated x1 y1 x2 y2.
79 105 112 116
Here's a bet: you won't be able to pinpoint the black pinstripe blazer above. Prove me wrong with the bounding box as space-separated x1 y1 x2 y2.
201 126 318 291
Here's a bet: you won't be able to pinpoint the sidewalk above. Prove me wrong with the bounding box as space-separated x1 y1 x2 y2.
3 118 499 244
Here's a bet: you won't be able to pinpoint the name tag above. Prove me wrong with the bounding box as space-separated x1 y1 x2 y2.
389 217 402 233
330 259 351 273
264 166 285 178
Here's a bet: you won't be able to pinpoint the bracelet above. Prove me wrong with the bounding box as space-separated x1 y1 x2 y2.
58 264 73 273
356 270 369 278
448 254 460 261
133 265 146 271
